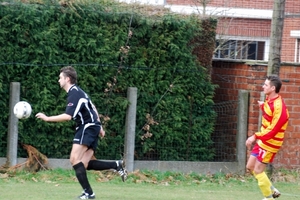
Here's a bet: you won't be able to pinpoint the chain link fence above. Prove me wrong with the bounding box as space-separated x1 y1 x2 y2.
211 101 238 162
1 95 240 163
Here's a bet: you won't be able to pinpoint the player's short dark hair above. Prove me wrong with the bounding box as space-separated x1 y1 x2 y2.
60 66 77 84
267 74 282 93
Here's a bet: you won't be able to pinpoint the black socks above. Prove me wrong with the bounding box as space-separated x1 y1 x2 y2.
73 160 119 195
87 160 117 171
73 162 93 195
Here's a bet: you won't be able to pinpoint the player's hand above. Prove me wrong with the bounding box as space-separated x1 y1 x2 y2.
258 101 264 106
245 135 256 149
35 112 48 121
99 127 105 138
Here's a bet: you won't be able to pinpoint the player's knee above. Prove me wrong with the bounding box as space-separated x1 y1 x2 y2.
253 168 264 175
70 156 77 166
69 158 74 165
246 164 254 172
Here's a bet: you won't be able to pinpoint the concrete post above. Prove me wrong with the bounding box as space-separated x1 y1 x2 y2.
236 90 249 174
124 87 137 172
6 82 20 166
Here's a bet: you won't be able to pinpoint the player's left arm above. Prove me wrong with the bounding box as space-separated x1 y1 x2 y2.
91 102 105 138
91 102 100 122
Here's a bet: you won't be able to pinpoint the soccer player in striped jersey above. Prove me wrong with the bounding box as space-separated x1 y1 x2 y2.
245 75 289 200
36 66 127 199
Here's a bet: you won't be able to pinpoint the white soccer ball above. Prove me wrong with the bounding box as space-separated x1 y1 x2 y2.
13 101 32 119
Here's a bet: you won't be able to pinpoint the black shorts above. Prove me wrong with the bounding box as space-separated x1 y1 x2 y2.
73 123 100 151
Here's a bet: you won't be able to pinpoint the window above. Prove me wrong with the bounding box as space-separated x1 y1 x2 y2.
214 40 265 60
295 38 300 63
290 30 300 62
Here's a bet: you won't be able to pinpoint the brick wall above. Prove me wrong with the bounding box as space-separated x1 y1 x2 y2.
285 0 300 13
212 61 300 168
217 18 271 37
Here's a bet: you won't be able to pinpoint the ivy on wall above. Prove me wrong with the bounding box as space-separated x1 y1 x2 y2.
0 1 217 161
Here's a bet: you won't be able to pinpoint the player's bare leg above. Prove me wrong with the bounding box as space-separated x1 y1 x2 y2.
71 144 95 199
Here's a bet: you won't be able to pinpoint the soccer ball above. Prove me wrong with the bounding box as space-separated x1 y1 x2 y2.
13 101 32 119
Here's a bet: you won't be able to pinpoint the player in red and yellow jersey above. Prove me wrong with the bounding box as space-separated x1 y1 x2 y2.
246 75 289 200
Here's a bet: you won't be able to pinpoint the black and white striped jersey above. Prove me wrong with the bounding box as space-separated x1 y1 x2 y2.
65 84 99 127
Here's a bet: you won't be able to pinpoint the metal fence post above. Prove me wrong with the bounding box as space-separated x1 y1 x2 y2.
7 82 20 167
124 87 137 172
236 90 249 174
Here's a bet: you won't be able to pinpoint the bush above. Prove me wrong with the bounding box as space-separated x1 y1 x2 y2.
0 1 217 161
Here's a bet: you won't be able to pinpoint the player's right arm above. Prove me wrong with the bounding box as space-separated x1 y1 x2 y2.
35 112 72 122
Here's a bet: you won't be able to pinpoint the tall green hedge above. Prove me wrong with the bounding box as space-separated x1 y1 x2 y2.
0 1 217 161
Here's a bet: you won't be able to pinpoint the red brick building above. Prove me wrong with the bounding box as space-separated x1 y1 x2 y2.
120 0 300 62
165 0 300 63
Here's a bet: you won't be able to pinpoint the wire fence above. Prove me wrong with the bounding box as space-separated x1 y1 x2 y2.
133 100 239 162
2 95 239 162
211 101 238 162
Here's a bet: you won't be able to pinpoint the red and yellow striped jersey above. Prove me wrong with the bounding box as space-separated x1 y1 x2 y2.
255 95 289 153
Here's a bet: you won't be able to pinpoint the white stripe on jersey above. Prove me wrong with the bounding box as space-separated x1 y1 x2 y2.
73 98 97 124
73 98 88 123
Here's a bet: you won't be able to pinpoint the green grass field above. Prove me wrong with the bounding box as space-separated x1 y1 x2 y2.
0 169 299 200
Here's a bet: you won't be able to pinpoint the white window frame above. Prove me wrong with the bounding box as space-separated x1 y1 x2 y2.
291 30 300 63
214 35 269 61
